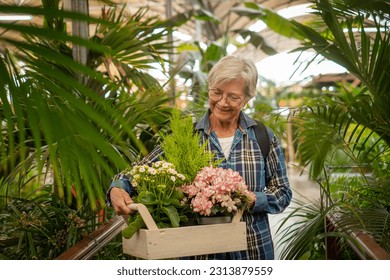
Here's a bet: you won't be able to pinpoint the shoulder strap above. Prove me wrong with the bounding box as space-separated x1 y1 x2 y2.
254 120 271 160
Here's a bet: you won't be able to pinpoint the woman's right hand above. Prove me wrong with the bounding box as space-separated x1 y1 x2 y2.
109 187 135 215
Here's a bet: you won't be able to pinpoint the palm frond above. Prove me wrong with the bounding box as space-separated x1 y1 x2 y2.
0 2 176 211
292 87 388 179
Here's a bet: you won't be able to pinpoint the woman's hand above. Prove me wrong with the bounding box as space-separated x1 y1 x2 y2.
248 196 257 211
109 187 135 215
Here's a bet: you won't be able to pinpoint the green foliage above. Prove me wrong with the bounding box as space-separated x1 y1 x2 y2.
91 233 136 260
233 2 305 40
122 214 145 239
251 92 288 145
276 198 327 260
283 86 390 258
136 186 186 229
292 87 388 180
0 192 98 260
0 2 177 211
241 0 390 259
0 1 184 259
237 0 390 141
121 109 222 239
121 161 188 239
89 5 175 95
161 109 220 182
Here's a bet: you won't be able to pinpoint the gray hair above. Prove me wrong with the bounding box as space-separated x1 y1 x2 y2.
207 55 258 99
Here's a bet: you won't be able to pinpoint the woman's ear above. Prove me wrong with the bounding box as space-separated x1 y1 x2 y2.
241 98 251 109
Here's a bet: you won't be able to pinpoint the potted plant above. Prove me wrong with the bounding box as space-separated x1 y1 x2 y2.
121 160 189 239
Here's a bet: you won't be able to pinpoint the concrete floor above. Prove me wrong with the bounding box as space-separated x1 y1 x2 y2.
269 164 321 259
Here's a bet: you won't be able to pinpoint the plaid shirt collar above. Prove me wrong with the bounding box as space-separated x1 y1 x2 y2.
194 109 257 135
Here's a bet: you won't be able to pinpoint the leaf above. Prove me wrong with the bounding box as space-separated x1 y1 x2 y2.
161 206 180 228
194 8 220 23
162 198 182 208
137 191 157 205
233 29 277 55
233 3 305 40
231 6 266 19
122 214 145 239
0 2 179 211
180 215 189 224
170 189 185 201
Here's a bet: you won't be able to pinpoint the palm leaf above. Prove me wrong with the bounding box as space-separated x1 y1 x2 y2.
235 0 390 144
292 89 388 179
0 2 176 211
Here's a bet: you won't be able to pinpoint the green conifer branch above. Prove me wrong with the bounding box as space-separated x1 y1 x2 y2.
161 109 219 182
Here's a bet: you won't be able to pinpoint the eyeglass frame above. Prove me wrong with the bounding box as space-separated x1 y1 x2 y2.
208 88 245 106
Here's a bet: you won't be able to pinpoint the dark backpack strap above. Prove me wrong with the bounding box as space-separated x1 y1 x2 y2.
254 120 271 160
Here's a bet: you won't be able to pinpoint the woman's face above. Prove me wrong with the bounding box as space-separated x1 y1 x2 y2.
208 79 247 123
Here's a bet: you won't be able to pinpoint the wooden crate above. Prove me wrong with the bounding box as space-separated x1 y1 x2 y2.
122 204 247 259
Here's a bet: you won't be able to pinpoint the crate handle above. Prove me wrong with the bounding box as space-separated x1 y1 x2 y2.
128 203 158 230
232 209 244 223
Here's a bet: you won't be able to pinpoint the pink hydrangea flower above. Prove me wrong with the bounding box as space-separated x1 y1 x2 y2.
180 166 256 217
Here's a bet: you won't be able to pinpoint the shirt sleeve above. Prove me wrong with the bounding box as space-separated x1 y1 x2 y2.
251 135 292 214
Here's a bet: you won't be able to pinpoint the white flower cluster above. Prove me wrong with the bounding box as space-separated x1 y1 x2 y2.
126 161 186 188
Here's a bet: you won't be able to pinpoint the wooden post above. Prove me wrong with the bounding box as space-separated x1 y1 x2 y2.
70 0 89 66
286 115 296 165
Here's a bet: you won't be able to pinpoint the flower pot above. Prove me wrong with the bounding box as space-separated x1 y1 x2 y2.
196 216 232 225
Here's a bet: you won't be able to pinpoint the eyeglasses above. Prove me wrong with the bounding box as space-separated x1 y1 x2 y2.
208 88 243 106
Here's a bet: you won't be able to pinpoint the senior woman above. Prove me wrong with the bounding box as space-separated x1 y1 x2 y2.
107 55 292 260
